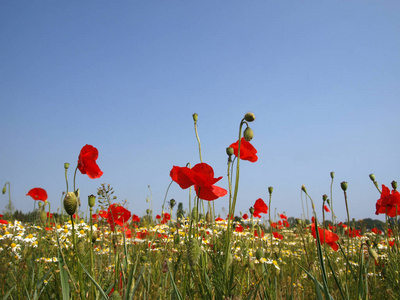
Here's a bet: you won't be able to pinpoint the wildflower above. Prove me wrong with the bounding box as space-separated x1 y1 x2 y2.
371 228 383 235
161 213 170 224
132 214 140 223
77 144 103 179
375 184 400 217
103 204 131 231
170 162 227 201
324 205 330 213
242 213 249 220
229 137 258 162
273 232 284 240
310 223 339 251
253 198 268 218
26 188 48 201
279 214 287 220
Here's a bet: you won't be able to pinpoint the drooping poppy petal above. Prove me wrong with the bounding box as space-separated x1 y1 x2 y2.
311 223 339 251
0 219 8 225
229 137 258 162
324 205 331 212
253 198 268 218
77 145 103 179
273 232 284 240
26 188 48 201
194 184 228 201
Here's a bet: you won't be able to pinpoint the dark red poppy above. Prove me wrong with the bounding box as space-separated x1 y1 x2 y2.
345 228 362 238
77 144 103 179
242 213 248 220
229 137 258 162
170 162 227 201
253 198 268 218
92 214 99 220
26 188 48 201
273 231 284 240
310 223 339 251
108 204 131 230
375 184 400 217
371 228 383 235
161 213 170 224
324 205 330 213
235 224 244 232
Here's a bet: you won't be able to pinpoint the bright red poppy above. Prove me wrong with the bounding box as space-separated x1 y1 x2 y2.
371 228 383 235
77 145 103 179
229 137 258 162
279 214 287 220
235 224 244 232
345 228 362 238
170 162 227 201
132 214 140 223
273 231 284 240
47 212 53 219
101 204 131 231
283 220 290 228
375 185 400 217
26 188 48 201
254 229 265 238
324 205 330 213
161 213 170 224
310 223 339 251
242 213 248 220
0 219 8 225
253 198 268 218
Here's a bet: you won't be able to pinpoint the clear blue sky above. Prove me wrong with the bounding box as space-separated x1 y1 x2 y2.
1 1 399 222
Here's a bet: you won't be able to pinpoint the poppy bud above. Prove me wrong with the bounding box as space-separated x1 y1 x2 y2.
369 174 376 182
173 234 180 245
244 112 255 122
327 199 330 205
301 185 307 193
249 207 254 216
40 210 47 224
322 194 328 202
268 186 273 195
109 291 122 300
146 209 151 215
64 192 78 216
92 231 98 244
140 255 147 262
191 207 198 220
255 248 264 260
77 240 85 257
187 239 200 268
226 251 233 267
205 211 212 223
64 162 70 170
192 113 198 122
88 194 96 208
243 127 254 142
169 199 176 209
2 185 6 194
391 181 397 191
368 246 379 261
340 181 348 192
226 147 234 156
330 172 335 179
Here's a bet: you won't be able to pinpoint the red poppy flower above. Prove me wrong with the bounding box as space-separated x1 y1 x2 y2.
242 213 248 220
375 184 400 217
270 222 277 228
310 223 339 251
215 217 225 222
156 214 161 220
324 205 330 213
77 144 103 179
170 162 227 201
229 137 258 162
98 210 109 219
273 231 284 240
26 188 48 201
132 214 140 223
345 228 362 238
108 204 131 230
371 228 383 235
235 224 244 232
254 229 264 238
47 212 53 219
0 219 8 225
161 213 170 224
283 220 290 228
253 198 268 218
279 214 287 220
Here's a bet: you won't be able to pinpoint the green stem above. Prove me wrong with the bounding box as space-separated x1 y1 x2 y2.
71 214 85 299
73 166 78 192
330 176 334 224
193 119 202 163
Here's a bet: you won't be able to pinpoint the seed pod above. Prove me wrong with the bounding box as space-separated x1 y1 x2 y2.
92 231 98 244
244 112 255 122
77 240 85 257
243 127 254 142
88 194 96 208
255 248 264 260
340 181 348 192
187 239 200 268
173 234 180 245
205 211 212 224
64 192 77 216
40 210 47 224
191 207 198 220
226 147 234 156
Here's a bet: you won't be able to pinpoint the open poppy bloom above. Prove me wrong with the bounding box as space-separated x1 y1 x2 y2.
310 223 339 251
242 213 248 220
132 214 140 223
101 204 131 231
161 213 170 224
77 145 103 179
375 185 400 217
229 137 258 162
170 162 227 201
273 231 284 240
26 188 48 201
253 198 268 218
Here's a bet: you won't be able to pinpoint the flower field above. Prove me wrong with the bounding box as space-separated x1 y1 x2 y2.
1 112 399 299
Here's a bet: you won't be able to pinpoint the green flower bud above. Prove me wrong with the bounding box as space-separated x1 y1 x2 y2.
205 211 212 223
2 186 6 195
369 174 376 182
322 194 328 202
191 207 198 220
368 246 379 261
169 199 176 209
174 234 180 245
192 113 198 122
341 181 348 192
255 248 264 260
88 194 96 208
109 291 122 300
330 172 335 179
301 185 307 193
243 127 254 142
391 181 397 191
244 112 255 122
77 240 85 257
249 207 254 216
140 255 147 262
64 192 78 216
268 186 273 195
92 231 98 244
187 239 200 267
226 147 234 156
64 162 70 170
40 210 47 224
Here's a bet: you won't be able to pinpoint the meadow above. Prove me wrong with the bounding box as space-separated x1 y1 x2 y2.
1 112 399 299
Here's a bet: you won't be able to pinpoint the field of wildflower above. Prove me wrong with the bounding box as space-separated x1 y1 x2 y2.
1 112 400 299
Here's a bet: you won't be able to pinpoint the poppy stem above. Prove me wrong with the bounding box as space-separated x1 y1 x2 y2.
73 166 78 192
193 113 202 163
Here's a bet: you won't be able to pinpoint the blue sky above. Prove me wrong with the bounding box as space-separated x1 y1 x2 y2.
1 1 399 222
